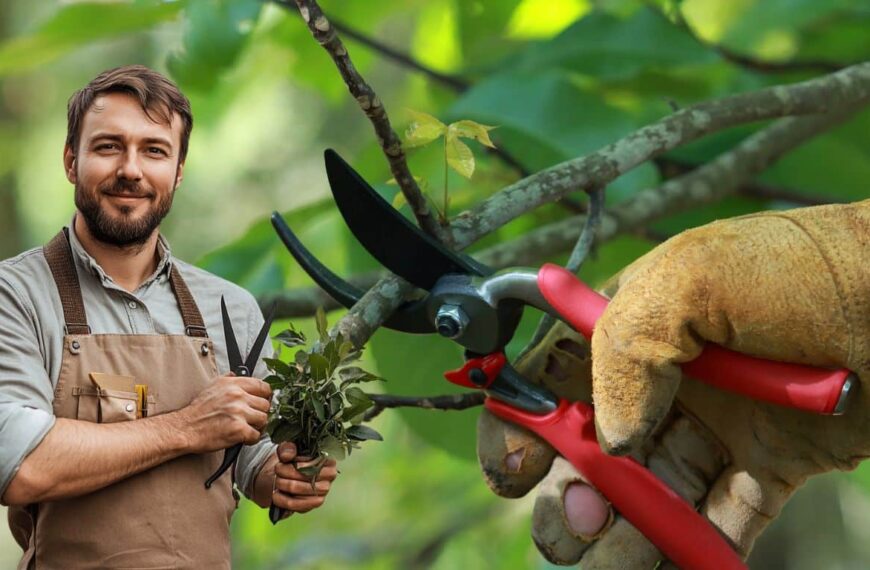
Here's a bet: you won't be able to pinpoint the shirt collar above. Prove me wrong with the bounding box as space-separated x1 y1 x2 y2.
67 214 174 289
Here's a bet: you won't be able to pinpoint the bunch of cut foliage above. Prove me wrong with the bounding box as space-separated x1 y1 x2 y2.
264 309 383 481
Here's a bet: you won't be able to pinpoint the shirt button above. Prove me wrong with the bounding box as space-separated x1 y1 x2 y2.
128 301 138 310
125 403 135 412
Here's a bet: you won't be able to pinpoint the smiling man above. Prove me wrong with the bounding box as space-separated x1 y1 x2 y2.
0 65 335 569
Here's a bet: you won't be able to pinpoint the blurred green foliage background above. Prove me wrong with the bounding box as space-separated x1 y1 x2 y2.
0 0 868 568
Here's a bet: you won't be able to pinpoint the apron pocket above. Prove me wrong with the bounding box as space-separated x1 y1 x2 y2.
72 387 139 423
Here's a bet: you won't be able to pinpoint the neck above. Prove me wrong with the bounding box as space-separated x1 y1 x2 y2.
73 213 161 293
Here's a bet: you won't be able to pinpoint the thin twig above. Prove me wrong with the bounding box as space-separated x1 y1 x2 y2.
653 157 841 206
518 187 606 360
364 392 486 421
292 0 450 243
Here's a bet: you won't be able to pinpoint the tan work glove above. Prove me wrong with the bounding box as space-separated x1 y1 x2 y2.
478 199 870 566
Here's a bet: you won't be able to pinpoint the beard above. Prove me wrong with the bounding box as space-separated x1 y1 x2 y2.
75 178 174 248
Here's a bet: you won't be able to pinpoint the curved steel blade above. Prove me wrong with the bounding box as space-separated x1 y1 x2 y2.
271 211 435 334
324 149 492 291
245 302 276 372
221 296 242 372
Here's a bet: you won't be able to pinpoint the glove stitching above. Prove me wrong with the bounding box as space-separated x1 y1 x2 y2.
767 213 853 366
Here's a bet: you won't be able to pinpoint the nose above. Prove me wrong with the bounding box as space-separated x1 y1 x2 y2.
116 150 143 181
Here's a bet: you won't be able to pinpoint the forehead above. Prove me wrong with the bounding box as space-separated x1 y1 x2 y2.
80 92 182 146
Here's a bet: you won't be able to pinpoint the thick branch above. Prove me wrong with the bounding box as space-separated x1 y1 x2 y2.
483 106 863 266
448 62 870 249
265 108 864 326
293 0 450 243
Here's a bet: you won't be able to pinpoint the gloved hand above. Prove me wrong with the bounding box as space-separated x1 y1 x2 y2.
477 199 870 567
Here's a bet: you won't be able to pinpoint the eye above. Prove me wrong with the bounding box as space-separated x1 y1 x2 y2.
147 147 168 156
96 143 119 151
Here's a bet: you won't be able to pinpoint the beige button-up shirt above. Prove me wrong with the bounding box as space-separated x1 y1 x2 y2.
0 218 276 501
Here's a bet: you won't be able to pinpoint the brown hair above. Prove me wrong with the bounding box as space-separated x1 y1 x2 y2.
66 65 193 161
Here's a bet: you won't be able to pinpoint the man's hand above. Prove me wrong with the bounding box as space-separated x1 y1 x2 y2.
174 374 273 454
477 200 870 566
270 442 338 521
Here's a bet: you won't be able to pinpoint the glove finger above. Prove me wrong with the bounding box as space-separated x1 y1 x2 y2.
477 323 594 498
477 409 556 498
580 412 729 569
531 456 613 565
700 466 797 559
591 233 721 456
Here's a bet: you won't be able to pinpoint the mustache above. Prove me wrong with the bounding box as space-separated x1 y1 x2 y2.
98 179 155 198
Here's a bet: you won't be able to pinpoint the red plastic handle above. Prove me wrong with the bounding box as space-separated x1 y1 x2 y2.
536 263 851 415
486 397 746 570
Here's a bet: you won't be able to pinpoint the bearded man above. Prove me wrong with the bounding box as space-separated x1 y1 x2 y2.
0 65 335 569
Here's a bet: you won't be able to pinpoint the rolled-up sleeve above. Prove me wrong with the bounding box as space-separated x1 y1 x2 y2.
0 277 56 501
233 296 278 500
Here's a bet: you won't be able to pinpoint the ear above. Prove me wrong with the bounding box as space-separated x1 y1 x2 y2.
63 145 77 184
174 160 185 190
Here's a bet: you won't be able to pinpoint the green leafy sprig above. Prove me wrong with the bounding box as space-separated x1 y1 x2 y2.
392 109 497 224
264 308 384 481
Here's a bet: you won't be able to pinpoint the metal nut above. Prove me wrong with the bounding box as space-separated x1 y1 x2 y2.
435 304 470 339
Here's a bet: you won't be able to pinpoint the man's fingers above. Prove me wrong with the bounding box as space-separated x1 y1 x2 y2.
700 467 796 559
275 477 331 496
271 492 325 514
277 442 297 463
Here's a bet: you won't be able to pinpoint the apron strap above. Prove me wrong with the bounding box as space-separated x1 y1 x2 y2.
169 265 209 338
44 227 210 338
44 228 90 335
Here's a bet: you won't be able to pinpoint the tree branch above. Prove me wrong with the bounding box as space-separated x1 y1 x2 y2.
654 157 842 206
292 0 450 243
448 62 870 249
364 392 486 421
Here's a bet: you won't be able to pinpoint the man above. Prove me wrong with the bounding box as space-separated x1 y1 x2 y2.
0 65 336 569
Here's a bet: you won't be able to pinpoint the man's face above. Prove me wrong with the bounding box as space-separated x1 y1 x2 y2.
64 92 185 247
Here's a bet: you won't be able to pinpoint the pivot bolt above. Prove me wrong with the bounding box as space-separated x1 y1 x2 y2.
435 304 469 339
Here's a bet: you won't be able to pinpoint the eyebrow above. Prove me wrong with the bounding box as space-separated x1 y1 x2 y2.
89 132 174 148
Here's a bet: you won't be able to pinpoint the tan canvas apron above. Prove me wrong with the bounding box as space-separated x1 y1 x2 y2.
8 229 237 569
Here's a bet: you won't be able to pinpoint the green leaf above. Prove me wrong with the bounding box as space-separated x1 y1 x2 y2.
449 120 497 148
341 400 373 422
344 386 370 404
274 328 307 348
263 374 285 390
167 0 263 93
392 191 408 210
263 357 293 377
511 9 720 81
0 2 185 76
311 397 326 422
315 307 329 343
445 134 475 179
320 435 347 461
308 353 330 381
404 109 447 149
270 422 303 444
345 425 384 442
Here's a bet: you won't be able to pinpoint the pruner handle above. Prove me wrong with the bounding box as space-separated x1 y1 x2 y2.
536 263 854 415
205 443 242 489
486 397 746 570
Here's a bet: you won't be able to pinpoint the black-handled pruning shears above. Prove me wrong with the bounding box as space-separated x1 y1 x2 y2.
269 149 855 569
204 297 275 489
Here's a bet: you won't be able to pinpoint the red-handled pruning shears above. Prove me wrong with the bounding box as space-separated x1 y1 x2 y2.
270 149 856 568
